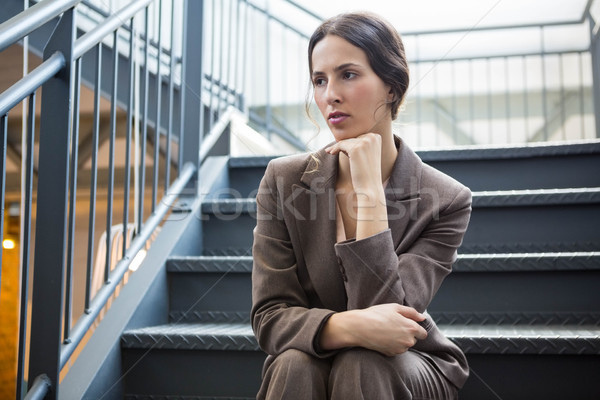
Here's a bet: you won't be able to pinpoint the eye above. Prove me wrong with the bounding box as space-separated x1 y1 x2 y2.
313 77 326 87
342 71 357 80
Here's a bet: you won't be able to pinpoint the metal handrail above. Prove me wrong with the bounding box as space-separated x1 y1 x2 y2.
0 51 64 116
0 0 81 53
59 162 196 368
73 0 153 59
23 375 51 400
283 0 595 36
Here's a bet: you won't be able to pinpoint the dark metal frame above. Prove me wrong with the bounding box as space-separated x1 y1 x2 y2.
0 0 222 397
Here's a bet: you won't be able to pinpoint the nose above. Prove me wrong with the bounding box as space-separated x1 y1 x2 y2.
325 81 341 105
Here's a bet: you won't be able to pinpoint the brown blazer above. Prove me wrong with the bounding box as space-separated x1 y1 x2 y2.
251 136 471 389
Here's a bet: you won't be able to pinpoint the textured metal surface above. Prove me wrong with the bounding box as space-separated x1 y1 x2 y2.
459 242 598 254
229 156 276 168
417 140 600 161
444 325 600 355
454 252 600 272
201 248 253 257
167 256 252 273
432 311 600 327
226 141 600 166
201 187 600 213
169 311 251 324
471 187 600 207
125 396 254 400
201 199 257 215
121 323 259 351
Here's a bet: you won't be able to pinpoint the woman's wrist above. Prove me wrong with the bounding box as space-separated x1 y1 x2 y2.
318 310 362 350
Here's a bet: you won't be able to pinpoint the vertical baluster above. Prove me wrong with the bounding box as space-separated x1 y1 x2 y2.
217 0 226 115
106 30 119 282
505 56 510 143
265 5 271 138
140 8 150 232
487 57 493 144
209 0 216 129
232 0 241 109
578 52 585 137
16 91 35 400
240 0 248 110
166 5 176 191
0 114 7 299
540 27 548 141
123 18 136 257
469 59 474 138
86 43 102 311
153 0 163 211
559 53 566 140
178 1 185 175
227 0 236 109
523 55 530 137
433 63 438 146
65 57 82 342
451 60 457 144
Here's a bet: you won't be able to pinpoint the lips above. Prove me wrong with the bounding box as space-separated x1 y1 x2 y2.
328 111 349 125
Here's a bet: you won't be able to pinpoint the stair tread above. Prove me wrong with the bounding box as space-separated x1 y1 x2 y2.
165 252 600 272
122 322 600 354
167 256 253 273
227 140 600 165
200 187 600 215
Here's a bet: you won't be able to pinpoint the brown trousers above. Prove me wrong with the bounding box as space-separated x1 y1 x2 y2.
257 348 459 399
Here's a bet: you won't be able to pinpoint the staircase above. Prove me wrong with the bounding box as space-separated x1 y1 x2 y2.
116 141 600 400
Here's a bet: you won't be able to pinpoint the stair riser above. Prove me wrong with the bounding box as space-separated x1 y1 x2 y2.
122 347 600 400
168 270 600 326
122 349 265 397
228 150 600 194
461 354 600 400
431 271 600 325
426 154 600 191
169 273 252 323
200 203 600 255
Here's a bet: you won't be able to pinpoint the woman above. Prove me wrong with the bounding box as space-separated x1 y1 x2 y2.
251 11 471 399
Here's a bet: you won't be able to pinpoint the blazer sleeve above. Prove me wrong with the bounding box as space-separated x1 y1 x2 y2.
251 161 335 357
334 184 472 312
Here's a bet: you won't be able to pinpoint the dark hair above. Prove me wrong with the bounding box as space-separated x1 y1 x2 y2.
308 11 409 120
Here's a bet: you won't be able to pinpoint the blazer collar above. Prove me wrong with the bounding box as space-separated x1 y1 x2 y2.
292 136 424 311
299 135 423 199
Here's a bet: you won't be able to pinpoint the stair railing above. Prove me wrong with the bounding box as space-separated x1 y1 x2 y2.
244 0 599 148
0 0 216 398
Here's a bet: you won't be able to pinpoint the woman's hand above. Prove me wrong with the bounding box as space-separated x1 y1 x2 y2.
319 303 428 357
325 132 383 193
325 133 389 239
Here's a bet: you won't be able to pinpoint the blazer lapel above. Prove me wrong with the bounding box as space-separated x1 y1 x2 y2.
292 148 347 312
386 137 423 249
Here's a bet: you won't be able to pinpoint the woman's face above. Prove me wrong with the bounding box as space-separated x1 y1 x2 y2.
311 34 393 142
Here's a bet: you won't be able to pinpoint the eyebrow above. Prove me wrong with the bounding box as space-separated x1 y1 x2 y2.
311 62 361 77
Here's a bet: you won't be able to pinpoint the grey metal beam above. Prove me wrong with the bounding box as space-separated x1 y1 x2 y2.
28 8 75 398
180 0 204 193
0 0 80 53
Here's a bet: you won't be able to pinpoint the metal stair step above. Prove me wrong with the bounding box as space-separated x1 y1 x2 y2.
122 322 600 355
122 323 258 351
227 141 600 193
199 188 600 254
125 396 254 400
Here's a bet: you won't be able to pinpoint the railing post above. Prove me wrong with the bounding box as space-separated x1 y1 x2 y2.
590 13 600 138
28 8 75 398
181 0 204 193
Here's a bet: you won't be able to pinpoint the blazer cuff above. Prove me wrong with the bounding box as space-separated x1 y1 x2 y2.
334 229 401 308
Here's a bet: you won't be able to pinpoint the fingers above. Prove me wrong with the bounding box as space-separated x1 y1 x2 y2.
394 304 426 321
